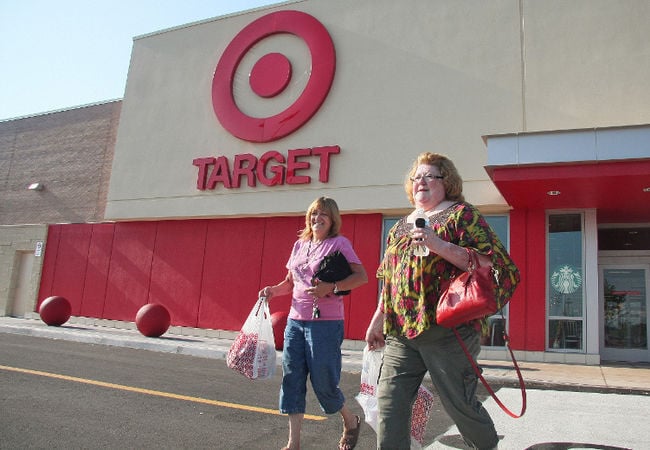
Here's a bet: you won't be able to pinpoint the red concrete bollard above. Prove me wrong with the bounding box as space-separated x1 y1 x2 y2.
135 304 171 337
270 310 289 350
39 296 72 326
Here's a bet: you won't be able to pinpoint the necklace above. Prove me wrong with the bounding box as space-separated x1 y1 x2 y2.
307 238 323 256
306 239 326 319
301 238 324 271
425 201 456 216
298 239 326 319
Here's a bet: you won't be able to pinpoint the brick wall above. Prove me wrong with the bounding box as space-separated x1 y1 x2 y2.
0 101 121 225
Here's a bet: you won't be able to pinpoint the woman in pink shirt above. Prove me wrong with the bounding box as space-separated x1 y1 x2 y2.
260 196 368 450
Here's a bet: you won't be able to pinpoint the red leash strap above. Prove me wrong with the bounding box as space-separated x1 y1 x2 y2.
452 328 527 418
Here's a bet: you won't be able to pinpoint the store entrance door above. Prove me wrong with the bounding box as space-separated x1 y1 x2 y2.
599 263 649 363
8 251 34 317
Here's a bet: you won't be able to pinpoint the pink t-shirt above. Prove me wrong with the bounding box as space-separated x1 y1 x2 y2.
286 235 362 321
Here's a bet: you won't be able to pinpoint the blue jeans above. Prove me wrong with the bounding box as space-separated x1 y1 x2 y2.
280 318 345 415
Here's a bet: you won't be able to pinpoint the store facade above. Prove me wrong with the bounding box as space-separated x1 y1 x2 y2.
3 0 650 364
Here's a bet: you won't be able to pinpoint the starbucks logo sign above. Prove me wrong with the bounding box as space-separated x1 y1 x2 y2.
551 265 582 294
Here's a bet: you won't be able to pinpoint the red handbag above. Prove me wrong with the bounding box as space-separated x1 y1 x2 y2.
436 248 498 328
437 248 526 418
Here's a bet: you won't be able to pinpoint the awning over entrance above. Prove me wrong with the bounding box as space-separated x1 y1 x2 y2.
484 125 650 223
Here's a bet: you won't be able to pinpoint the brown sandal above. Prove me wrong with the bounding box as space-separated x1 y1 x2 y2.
338 415 361 450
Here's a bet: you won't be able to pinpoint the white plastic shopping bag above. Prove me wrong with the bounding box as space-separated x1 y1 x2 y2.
355 346 383 431
226 297 276 380
355 346 435 449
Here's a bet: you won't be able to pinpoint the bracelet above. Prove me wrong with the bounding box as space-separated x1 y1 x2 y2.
466 247 476 272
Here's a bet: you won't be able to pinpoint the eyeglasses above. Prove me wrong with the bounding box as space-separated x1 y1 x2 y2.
410 173 444 183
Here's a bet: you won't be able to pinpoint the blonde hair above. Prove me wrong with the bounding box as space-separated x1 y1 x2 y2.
299 197 342 240
404 152 465 204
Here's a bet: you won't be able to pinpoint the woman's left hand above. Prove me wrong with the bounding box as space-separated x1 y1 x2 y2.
412 228 494 271
411 227 435 251
306 279 334 298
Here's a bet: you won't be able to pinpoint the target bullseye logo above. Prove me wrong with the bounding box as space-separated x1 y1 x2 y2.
249 52 292 98
212 10 336 143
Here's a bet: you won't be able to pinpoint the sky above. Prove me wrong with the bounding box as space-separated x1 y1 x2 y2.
0 0 285 121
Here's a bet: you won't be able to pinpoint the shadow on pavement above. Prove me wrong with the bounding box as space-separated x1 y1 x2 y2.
525 443 631 450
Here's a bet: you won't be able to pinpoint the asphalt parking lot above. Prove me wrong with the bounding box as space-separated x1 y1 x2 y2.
1 317 649 449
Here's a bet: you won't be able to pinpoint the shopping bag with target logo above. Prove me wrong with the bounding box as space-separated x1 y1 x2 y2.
226 297 276 380
355 346 435 448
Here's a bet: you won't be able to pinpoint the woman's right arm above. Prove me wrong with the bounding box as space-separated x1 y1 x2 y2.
259 270 294 300
365 304 385 350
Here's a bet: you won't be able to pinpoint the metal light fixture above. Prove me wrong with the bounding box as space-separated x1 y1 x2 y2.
28 182 44 191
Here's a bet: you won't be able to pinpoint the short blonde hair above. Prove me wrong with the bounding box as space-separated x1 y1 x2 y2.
404 152 465 205
299 197 342 240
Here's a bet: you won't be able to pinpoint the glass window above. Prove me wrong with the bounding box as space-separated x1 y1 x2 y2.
381 218 399 257
485 216 508 243
603 268 647 350
483 215 510 347
547 213 585 351
376 218 400 303
598 227 650 250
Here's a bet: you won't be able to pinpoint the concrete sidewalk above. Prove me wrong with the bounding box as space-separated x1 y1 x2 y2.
1 316 649 395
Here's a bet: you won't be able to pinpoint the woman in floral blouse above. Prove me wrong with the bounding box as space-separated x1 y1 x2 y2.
365 152 519 450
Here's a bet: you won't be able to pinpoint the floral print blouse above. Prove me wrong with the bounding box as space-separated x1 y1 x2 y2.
377 202 520 339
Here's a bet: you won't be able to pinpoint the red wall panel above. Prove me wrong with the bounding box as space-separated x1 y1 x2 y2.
103 222 156 321
149 220 207 327
37 214 384 341
509 208 547 351
508 209 527 350
259 216 305 318
338 214 358 332
525 209 548 351
344 214 382 339
197 218 267 330
49 224 93 315
80 223 114 317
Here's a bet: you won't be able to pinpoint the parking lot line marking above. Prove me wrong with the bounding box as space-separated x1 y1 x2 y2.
0 364 326 421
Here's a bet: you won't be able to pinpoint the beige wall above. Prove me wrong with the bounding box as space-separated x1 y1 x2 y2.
107 0 650 221
523 0 650 131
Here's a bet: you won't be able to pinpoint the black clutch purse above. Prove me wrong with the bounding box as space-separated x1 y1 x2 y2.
312 250 353 295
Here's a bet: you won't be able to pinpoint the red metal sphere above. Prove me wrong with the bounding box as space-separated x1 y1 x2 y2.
39 296 72 326
270 310 289 350
135 304 171 337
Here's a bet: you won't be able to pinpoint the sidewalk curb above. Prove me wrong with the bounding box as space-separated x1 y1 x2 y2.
0 322 364 372
2 318 649 395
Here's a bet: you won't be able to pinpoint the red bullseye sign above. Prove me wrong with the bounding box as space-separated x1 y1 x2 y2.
249 52 292 98
212 10 336 142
